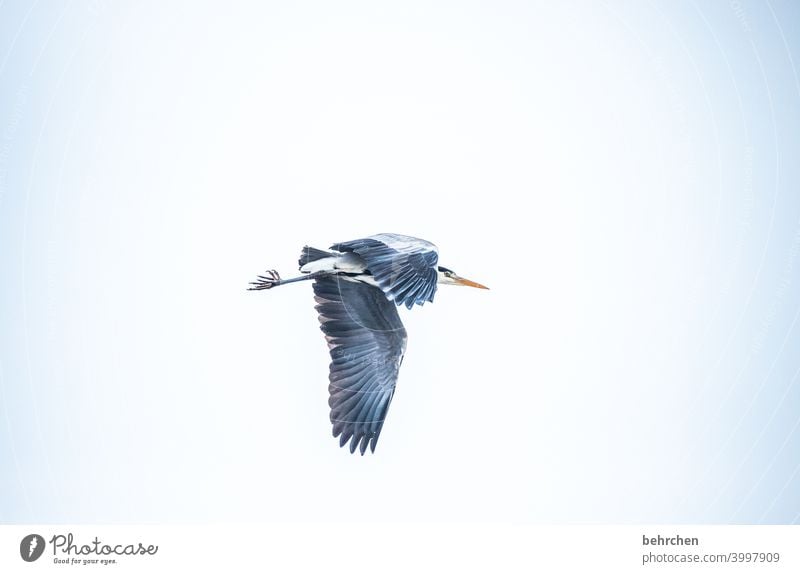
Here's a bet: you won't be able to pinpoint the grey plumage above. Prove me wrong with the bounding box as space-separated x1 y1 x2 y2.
330 233 439 309
313 275 406 454
298 246 334 268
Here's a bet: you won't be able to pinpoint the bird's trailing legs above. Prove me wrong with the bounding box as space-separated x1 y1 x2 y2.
248 269 324 291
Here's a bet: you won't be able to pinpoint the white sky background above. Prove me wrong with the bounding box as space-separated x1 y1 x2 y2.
73 1 704 522
5 0 800 523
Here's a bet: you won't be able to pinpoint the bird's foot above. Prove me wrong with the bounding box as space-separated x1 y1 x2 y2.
248 269 282 290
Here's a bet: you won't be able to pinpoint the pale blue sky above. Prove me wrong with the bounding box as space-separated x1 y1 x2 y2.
1 0 800 523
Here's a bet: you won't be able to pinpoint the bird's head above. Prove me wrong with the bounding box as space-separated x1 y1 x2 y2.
436 266 489 289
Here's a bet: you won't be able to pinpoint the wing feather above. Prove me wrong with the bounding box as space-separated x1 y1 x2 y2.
313 276 407 454
330 233 439 309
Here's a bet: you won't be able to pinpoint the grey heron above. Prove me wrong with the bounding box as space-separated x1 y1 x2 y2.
249 233 488 454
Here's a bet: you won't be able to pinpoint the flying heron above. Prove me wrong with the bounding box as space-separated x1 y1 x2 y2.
249 233 488 455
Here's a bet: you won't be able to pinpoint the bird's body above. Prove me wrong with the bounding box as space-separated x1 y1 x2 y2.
250 233 487 454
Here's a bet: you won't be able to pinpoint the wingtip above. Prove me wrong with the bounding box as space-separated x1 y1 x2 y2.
334 432 378 455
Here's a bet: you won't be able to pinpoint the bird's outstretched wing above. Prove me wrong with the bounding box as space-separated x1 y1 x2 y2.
313 275 407 454
330 233 439 309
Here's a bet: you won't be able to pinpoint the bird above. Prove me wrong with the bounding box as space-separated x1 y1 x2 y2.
249 233 488 454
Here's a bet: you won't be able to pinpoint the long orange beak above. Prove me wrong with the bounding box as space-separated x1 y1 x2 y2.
455 276 489 290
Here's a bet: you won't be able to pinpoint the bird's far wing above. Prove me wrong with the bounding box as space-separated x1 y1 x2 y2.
313 275 408 454
330 233 439 309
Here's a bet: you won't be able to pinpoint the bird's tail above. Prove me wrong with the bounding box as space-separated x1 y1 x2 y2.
298 246 334 268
